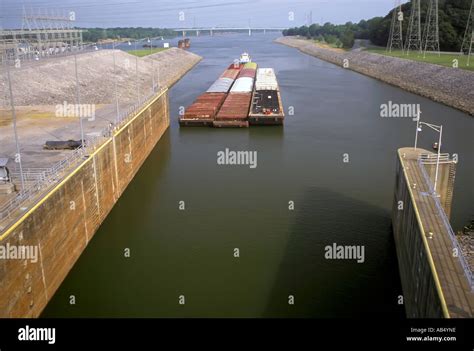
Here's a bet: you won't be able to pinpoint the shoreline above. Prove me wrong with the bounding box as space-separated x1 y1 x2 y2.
275 37 474 116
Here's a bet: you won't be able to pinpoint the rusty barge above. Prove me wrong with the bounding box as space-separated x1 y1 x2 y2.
179 54 284 128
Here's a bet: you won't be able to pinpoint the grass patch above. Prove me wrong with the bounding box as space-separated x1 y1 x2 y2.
312 39 345 50
128 48 168 57
366 48 474 71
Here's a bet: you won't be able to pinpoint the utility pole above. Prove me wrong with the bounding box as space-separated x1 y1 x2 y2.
112 40 120 124
387 0 404 52
5 48 26 193
148 38 155 92
414 119 443 195
423 0 440 57
460 0 474 66
135 39 140 103
405 0 422 54
73 48 85 149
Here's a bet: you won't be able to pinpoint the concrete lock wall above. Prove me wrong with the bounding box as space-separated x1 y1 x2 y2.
392 155 444 318
0 90 169 318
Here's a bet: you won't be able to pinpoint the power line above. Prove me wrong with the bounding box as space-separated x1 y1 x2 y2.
387 0 403 52
405 0 421 54
460 0 473 66
423 0 440 57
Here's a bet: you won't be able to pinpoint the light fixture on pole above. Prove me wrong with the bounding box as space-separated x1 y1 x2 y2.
5 47 26 194
112 40 120 125
414 118 443 196
73 47 85 150
135 39 139 103
414 109 422 149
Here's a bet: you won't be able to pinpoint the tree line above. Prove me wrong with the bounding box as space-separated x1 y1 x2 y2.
80 28 177 42
283 0 472 51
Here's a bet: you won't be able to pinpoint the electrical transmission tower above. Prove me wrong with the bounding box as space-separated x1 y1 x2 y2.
22 6 74 31
387 0 404 52
460 0 473 66
423 0 440 56
405 0 422 54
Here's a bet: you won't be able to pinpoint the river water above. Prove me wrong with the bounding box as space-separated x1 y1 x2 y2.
42 33 473 318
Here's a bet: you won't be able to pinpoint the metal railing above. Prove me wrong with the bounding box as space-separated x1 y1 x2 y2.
1 43 105 67
419 153 451 165
0 88 164 224
417 158 474 291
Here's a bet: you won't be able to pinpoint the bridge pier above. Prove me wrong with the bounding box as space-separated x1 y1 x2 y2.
196 30 200 37
210 29 213 37
248 28 252 36
182 31 186 38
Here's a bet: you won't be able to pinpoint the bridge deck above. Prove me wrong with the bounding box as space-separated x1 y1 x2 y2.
400 147 473 318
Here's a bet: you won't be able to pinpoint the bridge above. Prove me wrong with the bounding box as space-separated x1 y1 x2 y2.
172 27 286 37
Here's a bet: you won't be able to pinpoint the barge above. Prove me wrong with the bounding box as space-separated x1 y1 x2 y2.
249 68 285 125
214 62 257 128
179 63 243 126
179 54 284 128
178 38 190 49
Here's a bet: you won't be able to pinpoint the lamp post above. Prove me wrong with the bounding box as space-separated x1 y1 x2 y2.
5 48 26 193
134 39 139 103
414 110 421 149
148 38 155 92
414 117 443 195
73 47 85 150
112 40 120 124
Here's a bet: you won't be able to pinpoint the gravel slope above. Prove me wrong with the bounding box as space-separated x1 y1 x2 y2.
276 37 474 116
0 47 202 107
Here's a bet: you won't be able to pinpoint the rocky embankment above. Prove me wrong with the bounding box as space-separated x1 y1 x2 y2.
458 234 474 274
0 47 202 107
276 37 474 116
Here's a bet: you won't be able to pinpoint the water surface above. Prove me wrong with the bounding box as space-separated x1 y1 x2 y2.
42 33 473 318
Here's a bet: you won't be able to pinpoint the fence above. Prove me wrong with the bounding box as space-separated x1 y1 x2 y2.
417 157 474 291
0 88 164 223
0 42 105 67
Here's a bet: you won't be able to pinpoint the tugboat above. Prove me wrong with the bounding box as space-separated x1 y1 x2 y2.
239 52 251 63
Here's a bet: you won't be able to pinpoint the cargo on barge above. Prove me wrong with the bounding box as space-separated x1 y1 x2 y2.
179 93 227 126
214 93 252 128
179 64 243 126
179 55 284 128
249 68 285 125
213 62 256 128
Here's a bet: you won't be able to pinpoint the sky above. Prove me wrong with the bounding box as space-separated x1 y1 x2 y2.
0 0 398 29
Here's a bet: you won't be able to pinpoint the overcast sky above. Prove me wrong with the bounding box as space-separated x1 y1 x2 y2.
1 0 398 29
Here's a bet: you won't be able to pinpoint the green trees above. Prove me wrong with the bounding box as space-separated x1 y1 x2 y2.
81 28 177 42
283 22 356 48
340 30 355 49
283 0 471 51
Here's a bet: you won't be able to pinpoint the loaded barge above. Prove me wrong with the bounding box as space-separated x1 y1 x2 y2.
179 53 284 128
249 68 285 125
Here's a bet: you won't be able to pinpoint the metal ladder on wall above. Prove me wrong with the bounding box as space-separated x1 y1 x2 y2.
85 161 101 232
